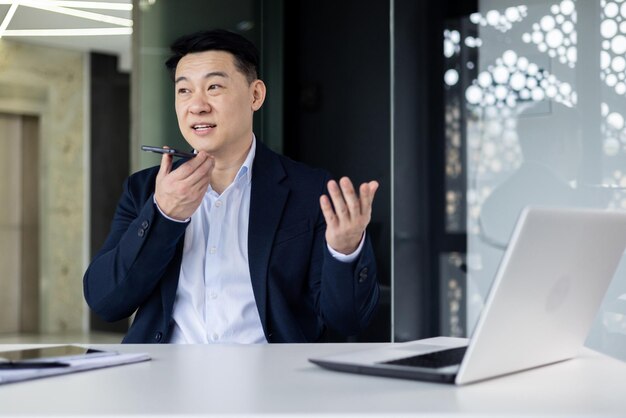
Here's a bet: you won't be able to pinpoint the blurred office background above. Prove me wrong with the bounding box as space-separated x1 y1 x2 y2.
0 0 624 362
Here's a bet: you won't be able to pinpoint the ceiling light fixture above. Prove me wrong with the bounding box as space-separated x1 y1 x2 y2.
0 0 133 39
0 0 132 26
0 2 19 37
49 1 132 11
1 27 132 36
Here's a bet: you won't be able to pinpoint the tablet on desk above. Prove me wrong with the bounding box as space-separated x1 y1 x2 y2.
0 345 150 385
0 345 113 364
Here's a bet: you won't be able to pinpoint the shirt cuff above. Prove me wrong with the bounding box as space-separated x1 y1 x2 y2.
327 232 366 263
153 195 190 223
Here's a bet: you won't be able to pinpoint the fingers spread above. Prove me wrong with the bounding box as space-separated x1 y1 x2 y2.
339 177 360 217
327 180 349 220
326 178 380 221
359 180 379 216
319 195 338 227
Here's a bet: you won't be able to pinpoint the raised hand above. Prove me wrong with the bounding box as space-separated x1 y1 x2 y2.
320 177 379 255
154 150 214 221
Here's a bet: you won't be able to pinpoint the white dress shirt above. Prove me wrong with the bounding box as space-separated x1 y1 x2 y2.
163 136 365 344
169 138 263 344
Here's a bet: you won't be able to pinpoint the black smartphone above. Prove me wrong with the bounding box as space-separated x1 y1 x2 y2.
141 145 196 159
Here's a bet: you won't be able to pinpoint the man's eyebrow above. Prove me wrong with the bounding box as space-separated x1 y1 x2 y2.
175 71 229 84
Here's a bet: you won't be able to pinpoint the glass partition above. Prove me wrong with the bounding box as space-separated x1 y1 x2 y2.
444 0 626 360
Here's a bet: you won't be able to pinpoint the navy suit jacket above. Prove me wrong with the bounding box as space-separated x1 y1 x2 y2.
83 141 379 343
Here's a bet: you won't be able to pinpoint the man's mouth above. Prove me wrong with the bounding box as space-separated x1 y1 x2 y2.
192 123 216 131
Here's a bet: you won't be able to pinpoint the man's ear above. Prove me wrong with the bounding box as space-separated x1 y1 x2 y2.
251 80 266 111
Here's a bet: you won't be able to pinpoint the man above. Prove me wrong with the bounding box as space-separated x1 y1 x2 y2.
83 29 380 343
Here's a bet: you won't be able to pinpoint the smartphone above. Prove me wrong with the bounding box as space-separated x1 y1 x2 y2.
141 145 196 159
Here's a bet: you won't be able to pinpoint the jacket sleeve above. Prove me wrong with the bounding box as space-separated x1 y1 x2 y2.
313 176 380 337
319 238 380 336
83 175 188 322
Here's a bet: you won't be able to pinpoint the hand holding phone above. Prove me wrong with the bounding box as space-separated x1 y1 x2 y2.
154 148 214 221
141 145 196 159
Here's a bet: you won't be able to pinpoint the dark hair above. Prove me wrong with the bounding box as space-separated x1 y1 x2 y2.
165 29 259 83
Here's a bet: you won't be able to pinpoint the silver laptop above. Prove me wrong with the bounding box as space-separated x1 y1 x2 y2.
310 206 626 385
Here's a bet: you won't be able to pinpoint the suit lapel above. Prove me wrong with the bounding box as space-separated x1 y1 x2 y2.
248 142 288 336
160 158 190 327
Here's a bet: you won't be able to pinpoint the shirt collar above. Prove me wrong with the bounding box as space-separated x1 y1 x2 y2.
235 134 256 186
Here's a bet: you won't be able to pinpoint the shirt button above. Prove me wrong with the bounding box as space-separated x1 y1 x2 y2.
138 228 145 237
211 333 219 341
215 201 222 208
210 292 217 299
209 246 216 254
141 220 149 229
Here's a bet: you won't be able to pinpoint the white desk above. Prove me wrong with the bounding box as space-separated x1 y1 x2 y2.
1 343 625 417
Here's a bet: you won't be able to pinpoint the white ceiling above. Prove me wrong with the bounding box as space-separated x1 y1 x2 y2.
0 0 132 71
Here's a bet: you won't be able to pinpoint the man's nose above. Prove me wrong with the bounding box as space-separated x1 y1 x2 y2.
189 95 211 114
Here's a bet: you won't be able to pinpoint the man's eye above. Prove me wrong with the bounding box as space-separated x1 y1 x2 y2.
208 84 221 90
177 88 190 94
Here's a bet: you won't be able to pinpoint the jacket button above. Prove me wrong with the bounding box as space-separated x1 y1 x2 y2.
138 228 145 237
155 332 162 342
141 220 149 229
358 267 368 283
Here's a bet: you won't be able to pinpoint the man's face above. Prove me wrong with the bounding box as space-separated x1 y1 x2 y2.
174 50 264 157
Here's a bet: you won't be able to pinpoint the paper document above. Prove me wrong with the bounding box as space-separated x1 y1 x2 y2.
0 350 150 385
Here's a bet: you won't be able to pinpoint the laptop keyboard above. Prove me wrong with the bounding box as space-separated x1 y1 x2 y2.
381 346 467 369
